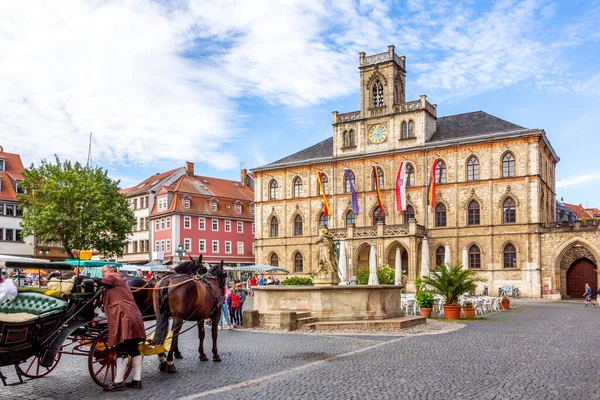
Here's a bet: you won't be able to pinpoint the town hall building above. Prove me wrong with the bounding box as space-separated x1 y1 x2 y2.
251 46 600 299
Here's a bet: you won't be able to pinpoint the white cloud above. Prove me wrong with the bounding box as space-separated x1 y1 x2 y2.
557 174 600 188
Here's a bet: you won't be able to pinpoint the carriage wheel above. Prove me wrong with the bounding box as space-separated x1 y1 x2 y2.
16 352 61 378
88 330 132 388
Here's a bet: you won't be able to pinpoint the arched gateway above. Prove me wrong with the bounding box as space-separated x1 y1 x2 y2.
553 239 600 299
566 258 597 298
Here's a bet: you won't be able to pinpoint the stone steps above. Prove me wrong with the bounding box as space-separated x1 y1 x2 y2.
299 315 426 331
297 316 319 325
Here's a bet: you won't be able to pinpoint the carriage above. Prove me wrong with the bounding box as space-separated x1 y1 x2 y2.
0 260 138 388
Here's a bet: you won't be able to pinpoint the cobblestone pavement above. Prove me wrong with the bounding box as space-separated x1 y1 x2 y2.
1 301 599 400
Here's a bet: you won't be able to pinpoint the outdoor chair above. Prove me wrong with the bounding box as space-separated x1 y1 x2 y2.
403 298 416 315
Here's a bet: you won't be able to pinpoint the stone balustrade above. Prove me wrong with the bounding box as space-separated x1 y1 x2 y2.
329 222 424 239
336 111 361 123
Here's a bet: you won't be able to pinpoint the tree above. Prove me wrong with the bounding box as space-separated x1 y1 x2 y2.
18 157 135 259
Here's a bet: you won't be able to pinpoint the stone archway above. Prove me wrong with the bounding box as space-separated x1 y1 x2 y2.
558 243 598 298
353 242 372 277
385 241 409 281
566 258 597 298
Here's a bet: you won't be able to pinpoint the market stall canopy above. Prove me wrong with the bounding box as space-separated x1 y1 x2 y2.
61 259 123 278
120 265 172 273
227 264 289 274
0 254 50 266
4 260 73 271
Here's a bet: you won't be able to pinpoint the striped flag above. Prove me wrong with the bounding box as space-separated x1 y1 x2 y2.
395 162 407 212
373 166 385 213
316 172 331 216
344 169 359 215
427 158 438 207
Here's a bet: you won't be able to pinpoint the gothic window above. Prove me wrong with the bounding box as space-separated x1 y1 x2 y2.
502 152 515 177
270 217 279 237
371 167 384 190
435 246 445 267
406 163 415 187
402 122 408 139
294 215 303 236
293 176 303 198
372 79 384 107
469 245 481 269
435 203 447 227
468 200 480 225
373 206 385 225
294 252 304 273
467 156 480 181
435 160 446 184
503 243 517 268
269 180 279 200
345 210 356 227
343 130 356 147
344 170 355 193
318 212 329 228
404 205 415 224
503 197 516 224
270 253 279 267
408 120 414 137
318 174 328 195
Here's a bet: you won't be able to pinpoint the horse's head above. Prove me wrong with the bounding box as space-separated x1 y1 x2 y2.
208 260 227 290
174 254 204 276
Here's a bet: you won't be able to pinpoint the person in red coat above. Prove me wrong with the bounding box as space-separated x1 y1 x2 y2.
97 265 146 391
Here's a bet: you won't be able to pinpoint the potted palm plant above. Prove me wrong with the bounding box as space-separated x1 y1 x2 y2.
462 301 476 319
416 289 435 318
501 293 510 310
422 264 483 320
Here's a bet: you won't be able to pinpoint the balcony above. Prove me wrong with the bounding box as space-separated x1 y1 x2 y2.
329 222 425 239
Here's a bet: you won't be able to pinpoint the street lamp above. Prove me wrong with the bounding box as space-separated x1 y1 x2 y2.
175 244 186 263
37 247 50 259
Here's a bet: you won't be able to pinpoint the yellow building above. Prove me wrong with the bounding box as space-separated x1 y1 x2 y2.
252 46 600 299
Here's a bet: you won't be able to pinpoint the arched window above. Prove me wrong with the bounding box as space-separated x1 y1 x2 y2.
435 246 445 267
503 197 516 224
293 176 303 198
294 252 304 272
372 79 384 107
373 206 385 225
348 130 355 147
402 121 408 139
270 216 279 237
435 203 447 227
269 180 279 200
318 174 329 195
318 212 328 228
406 163 415 187
270 253 279 267
468 245 481 269
404 205 415 223
344 170 355 193
435 160 446 184
467 156 479 181
503 244 517 268
343 131 349 147
408 120 414 137
294 215 303 236
345 210 356 227
502 152 515 177
468 200 480 225
371 167 384 190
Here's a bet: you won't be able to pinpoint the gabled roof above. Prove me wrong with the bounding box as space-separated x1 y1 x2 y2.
121 167 182 197
428 111 525 142
586 208 600 218
0 173 17 201
0 150 24 181
563 203 593 219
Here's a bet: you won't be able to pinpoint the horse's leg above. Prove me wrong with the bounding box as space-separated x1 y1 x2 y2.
212 309 222 362
198 322 208 361
167 318 183 373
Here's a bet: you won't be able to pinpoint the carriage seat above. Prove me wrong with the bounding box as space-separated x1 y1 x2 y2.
0 292 68 316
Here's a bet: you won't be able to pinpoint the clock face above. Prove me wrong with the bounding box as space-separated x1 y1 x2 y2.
368 124 388 144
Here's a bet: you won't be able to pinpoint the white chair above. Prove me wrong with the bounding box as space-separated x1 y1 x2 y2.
403 298 416 315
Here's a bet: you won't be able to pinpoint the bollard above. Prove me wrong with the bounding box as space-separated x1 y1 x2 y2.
280 311 298 331
243 310 259 328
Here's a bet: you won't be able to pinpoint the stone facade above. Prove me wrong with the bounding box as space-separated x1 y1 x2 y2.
251 46 600 298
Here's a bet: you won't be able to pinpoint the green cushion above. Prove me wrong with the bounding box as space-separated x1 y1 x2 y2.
0 292 67 316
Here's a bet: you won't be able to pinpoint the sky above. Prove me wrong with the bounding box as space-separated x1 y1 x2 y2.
2 0 599 207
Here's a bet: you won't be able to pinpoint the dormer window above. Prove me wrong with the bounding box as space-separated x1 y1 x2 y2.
372 79 384 107
0 159 5 172
183 199 190 209
235 203 242 214
210 201 217 212
157 198 167 211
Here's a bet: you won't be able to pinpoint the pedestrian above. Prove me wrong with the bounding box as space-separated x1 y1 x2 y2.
136 269 144 278
258 275 265 286
235 282 247 327
219 285 233 330
583 283 596 307
231 290 240 327
249 275 257 295
95 265 146 391
597 286 600 306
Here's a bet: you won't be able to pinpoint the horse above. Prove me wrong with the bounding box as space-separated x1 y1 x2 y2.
153 260 227 373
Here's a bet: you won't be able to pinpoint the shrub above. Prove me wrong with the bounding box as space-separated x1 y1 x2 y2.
356 265 395 285
282 276 313 286
463 301 474 309
416 289 435 308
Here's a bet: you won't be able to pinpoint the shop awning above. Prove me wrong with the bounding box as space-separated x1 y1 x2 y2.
227 264 289 273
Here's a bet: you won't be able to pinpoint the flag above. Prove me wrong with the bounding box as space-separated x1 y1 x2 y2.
316 172 331 216
395 162 407 212
373 166 385 213
344 169 359 215
428 158 438 207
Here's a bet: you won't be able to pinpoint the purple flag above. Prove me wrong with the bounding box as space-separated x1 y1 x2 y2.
344 169 359 215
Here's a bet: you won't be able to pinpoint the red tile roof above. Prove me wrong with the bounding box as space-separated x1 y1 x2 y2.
120 167 182 196
563 203 593 219
0 172 17 201
0 150 24 202
586 208 600 218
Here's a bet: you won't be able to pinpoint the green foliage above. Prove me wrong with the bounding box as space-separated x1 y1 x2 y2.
421 264 485 306
415 276 422 290
463 301 474 309
356 264 396 285
416 289 435 308
282 276 313 286
356 269 369 285
18 157 135 259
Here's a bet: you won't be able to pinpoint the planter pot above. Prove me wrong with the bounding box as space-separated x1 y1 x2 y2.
462 307 476 319
501 300 510 310
443 305 462 320
420 307 433 318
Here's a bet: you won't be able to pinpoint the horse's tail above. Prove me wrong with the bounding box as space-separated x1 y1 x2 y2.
154 278 172 345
